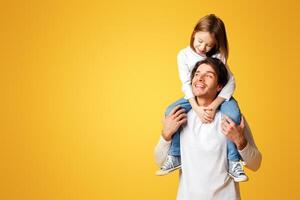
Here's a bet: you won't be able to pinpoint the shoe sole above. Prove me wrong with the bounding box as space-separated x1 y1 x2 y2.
228 173 249 182
156 165 181 176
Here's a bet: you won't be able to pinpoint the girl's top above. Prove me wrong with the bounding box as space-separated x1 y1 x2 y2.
178 46 235 100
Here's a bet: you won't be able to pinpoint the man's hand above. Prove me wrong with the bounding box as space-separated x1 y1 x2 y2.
221 115 247 150
162 105 187 141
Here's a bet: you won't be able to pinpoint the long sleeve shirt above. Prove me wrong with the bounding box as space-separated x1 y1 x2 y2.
177 46 236 100
154 111 262 200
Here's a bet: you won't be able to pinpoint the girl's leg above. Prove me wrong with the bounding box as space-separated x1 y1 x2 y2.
220 97 248 182
156 98 192 175
220 97 241 161
165 98 192 156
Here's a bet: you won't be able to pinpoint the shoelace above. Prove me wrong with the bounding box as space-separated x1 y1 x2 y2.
231 161 246 175
161 156 174 170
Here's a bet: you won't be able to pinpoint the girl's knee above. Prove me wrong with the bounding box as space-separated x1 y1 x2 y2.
221 99 241 124
165 104 177 115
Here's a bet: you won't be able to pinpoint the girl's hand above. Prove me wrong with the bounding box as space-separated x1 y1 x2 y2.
203 105 217 122
194 106 214 123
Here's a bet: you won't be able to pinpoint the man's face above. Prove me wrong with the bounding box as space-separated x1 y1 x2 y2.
192 63 222 98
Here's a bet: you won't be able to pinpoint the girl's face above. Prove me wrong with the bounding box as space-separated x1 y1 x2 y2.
193 31 216 56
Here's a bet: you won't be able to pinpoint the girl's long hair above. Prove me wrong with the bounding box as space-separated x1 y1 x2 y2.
190 14 229 62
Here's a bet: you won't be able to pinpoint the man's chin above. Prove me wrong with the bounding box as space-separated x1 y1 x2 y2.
193 91 205 97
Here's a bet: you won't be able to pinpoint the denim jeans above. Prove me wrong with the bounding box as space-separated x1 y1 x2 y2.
220 97 241 161
165 98 192 156
167 97 241 161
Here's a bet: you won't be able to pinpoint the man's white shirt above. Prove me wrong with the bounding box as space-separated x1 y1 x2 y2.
154 110 262 200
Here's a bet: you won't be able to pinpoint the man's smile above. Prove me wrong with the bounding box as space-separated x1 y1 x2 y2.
194 82 206 90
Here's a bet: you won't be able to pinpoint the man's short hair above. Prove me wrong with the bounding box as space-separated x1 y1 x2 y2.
191 57 228 87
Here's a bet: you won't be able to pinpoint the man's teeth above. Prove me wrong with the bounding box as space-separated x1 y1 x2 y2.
196 84 205 88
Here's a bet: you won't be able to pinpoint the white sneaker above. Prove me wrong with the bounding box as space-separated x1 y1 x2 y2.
156 155 181 176
228 160 249 182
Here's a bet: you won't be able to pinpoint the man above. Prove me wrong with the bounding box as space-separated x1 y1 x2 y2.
154 57 262 200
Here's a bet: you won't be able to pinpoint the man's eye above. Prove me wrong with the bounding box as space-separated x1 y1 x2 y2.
206 74 212 78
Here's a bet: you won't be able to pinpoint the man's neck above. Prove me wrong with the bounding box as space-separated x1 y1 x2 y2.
196 96 214 107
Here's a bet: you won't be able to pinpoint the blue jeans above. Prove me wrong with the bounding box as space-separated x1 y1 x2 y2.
167 97 241 161
165 98 192 156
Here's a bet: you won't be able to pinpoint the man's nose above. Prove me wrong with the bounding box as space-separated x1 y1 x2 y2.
197 74 205 82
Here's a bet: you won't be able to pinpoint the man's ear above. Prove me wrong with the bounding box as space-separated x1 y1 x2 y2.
217 84 223 92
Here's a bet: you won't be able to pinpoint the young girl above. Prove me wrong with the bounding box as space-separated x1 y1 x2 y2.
156 14 248 182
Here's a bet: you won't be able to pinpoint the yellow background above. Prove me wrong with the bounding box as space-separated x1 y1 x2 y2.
1 0 300 199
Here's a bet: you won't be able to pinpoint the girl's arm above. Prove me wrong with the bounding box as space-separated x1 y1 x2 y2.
208 96 226 111
209 54 236 111
177 50 194 100
205 63 236 120
188 97 212 123
217 66 236 103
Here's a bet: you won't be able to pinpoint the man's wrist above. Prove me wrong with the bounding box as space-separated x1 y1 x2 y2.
236 137 247 150
161 130 172 141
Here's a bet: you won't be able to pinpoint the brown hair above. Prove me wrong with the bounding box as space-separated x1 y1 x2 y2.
191 57 228 88
190 14 229 62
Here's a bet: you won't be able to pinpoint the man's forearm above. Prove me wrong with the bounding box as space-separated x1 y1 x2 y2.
235 137 247 150
154 136 171 167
